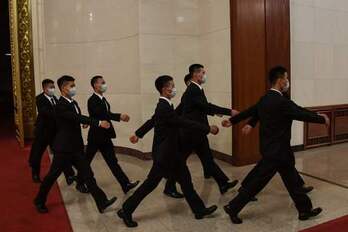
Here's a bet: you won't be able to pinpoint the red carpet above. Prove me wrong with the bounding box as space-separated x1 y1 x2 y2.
300 215 348 232
0 119 73 232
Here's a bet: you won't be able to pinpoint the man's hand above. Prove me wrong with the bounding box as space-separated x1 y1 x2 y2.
129 135 139 144
82 124 89 129
120 114 130 122
221 119 232 128
242 124 253 135
99 120 111 129
231 109 239 117
209 125 219 135
318 113 330 128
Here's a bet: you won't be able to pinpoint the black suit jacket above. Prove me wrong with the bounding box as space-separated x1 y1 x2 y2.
87 93 120 144
135 103 183 139
229 90 325 163
52 97 99 153
181 83 231 133
34 93 58 141
152 98 210 176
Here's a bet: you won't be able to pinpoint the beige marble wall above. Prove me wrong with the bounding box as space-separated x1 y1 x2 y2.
139 0 232 153
290 0 348 145
32 0 143 151
32 0 232 154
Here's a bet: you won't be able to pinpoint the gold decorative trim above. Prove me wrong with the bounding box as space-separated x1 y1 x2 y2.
9 0 36 144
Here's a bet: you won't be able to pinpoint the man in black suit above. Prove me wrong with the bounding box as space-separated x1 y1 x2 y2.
34 75 116 214
221 66 330 224
85 75 139 194
240 116 314 199
117 75 218 227
28 79 75 184
129 74 199 198
179 64 239 194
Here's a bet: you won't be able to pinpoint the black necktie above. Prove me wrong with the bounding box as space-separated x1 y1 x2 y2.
71 101 79 114
50 98 55 106
102 97 109 111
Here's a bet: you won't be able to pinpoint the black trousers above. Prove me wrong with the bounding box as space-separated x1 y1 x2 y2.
29 133 75 179
241 160 305 190
85 139 130 191
123 163 206 215
228 158 313 215
35 151 108 208
181 134 229 187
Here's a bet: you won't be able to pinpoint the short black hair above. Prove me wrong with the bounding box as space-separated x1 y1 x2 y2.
42 79 54 88
155 75 173 94
90 75 103 88
268 66 287 85
189 64 204 74
184 74 191 84
57 75 75 90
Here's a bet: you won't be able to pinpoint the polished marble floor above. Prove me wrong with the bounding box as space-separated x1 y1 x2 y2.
56 143 348 232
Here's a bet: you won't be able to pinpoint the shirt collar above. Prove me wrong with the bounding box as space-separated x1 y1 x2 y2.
43 93 54 101
62 95 73 103
94 92 103 100
270 88 283 96
191 80 203 90
159 96 173 106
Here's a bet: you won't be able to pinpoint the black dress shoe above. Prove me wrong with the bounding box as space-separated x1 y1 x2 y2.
66 176 77 186
195 205 218 219
163 190 184 199
300 185 314 194
34 200 48 214
98 197 117 214
250 196 258 202
123 180 140 194
76 184 89 193
117 209 138 227
32 173 41 183
219 180 239 194
299 207 322 221
223 205 243 224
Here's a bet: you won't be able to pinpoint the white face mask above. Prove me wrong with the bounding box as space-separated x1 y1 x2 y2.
100 84 107 93
282 80 290 93
47 88 55 97
170 88 177 98
68 87 77 97
201 74 207 84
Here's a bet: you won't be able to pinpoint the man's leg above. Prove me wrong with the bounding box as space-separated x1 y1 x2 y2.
72 151 115 212
225 159 277 223
34 153 67 212
29 135 49 182
118 165 163 227
176 164 210 216
99 140 135 193
278 164 312 212
194 136 238 193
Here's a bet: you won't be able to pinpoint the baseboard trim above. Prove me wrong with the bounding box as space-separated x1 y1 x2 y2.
292 144 305 152
91 144 305 165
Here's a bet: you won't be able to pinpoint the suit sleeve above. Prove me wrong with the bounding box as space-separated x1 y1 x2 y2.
135 115 155 138
247 115 259 128
88 98 121 122
191 91 231 116
161 108 210 134
57 104 99 127
282 100 326 123
229 104 258 125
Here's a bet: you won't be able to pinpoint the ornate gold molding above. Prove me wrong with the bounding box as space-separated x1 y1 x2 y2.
9 0 36 145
